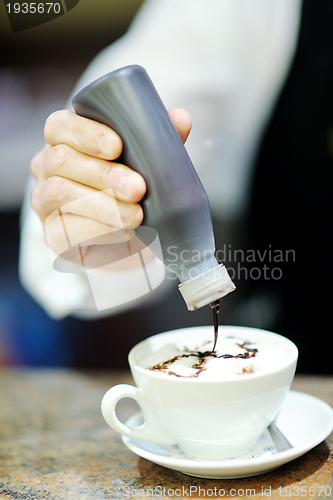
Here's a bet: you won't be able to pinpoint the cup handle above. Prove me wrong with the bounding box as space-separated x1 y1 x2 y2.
101 384 175 444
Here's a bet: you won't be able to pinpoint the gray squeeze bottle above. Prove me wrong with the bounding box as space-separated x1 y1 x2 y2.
72 65 235 311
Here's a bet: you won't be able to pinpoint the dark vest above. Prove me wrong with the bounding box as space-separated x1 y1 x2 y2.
249 0 333 372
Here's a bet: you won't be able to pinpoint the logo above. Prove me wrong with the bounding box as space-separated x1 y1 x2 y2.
45 189 165 312
3 0 80 33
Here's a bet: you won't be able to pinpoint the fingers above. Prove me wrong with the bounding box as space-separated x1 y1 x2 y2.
45 210 135 256
44 110 123 161
33 108 191 206
31 107 193 263
51 234 146 271
168 108 192 144
44 109 191 160
31 176 144 228
32 109 147 204
32 143 146 204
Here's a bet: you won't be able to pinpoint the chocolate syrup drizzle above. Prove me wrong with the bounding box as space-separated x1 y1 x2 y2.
147 300 258 378
148 339 258 378
211 299 219 353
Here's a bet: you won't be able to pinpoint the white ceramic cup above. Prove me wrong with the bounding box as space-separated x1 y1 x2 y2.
101 325 298 460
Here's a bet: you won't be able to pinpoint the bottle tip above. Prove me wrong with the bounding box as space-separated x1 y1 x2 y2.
209 299 220 310
178 263 235 310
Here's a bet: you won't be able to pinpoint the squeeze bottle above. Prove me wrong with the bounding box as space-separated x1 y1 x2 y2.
72 65 235 311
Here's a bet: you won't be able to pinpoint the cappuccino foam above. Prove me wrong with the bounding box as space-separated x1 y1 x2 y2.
145 334 289 380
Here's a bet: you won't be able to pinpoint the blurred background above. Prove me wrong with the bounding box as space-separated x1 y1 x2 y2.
0 0 144 366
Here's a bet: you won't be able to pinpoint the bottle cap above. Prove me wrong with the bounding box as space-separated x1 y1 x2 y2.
178 264 235 311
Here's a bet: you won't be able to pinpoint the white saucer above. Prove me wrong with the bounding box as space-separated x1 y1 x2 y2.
121 390 333 479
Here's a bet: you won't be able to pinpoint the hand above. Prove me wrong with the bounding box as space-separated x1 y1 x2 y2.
30 108 192 268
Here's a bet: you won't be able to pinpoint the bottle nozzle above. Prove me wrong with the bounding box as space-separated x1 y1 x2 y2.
209 299 220 311
178 263 235 311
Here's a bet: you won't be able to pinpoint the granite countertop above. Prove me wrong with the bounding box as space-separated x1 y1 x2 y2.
0 369 332 500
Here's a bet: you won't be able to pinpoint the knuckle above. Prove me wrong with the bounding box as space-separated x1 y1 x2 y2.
98 163 113 191
89 126 122 159
44 110 71 144
30 186 39 212
42 176 67 207
45 212 67 252
30 145 48 179
48 143 73 172
85 126 99 152
30 153 39 178
44 111 59 144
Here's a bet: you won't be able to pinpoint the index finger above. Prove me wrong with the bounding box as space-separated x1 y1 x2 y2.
44 110 123 161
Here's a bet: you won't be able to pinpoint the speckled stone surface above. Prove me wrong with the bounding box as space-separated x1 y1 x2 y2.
0 370 332 500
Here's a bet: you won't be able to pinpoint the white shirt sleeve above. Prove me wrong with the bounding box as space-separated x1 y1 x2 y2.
19 0 302 319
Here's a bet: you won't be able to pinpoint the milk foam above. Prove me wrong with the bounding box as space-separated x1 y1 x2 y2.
145 334 289 379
